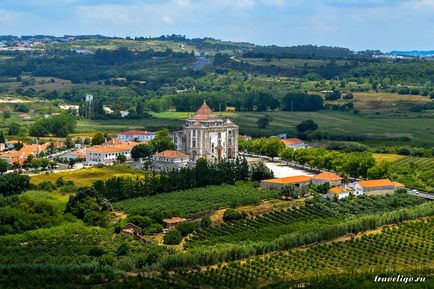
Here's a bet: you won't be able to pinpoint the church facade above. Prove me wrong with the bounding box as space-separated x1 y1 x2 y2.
174 102 239 161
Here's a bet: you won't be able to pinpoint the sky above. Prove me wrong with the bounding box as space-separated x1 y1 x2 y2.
0 0 433 51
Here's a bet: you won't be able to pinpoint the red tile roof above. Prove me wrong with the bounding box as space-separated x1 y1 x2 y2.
329 187 345 194
312 172 343 181
18 113 30 117
281 138 304 146
262 175 312 184
192 102 217 121
154 150 189 158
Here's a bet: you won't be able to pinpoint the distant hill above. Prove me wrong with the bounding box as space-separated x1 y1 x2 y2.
388 50 434 57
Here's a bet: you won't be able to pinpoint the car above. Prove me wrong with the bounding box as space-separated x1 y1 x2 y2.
411 189 419 193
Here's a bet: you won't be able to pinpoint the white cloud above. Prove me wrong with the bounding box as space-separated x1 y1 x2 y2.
161 15 174 24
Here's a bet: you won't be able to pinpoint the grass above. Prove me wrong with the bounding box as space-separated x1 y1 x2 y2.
30 165 147 187
114 184 280 216
238 58 349 68
373 153 405 163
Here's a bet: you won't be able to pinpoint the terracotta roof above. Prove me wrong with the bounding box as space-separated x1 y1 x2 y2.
122 223 141 230
163 217 187 224
262 175 312 184
329 187 345 194
357 179 395 188
312 172 343 181
18 113 30 117
87 145 131 153
119 130 153 136
154 150 189 158
192 102 218 121
392 181 405 188
282 138 304 146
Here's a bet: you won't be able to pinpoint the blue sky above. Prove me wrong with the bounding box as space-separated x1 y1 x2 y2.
0 0 433 51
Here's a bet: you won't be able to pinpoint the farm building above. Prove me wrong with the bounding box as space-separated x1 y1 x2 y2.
121 223 141 236
163 217 187 229
311 172 343 187
260 175 312 190
354 179 405 196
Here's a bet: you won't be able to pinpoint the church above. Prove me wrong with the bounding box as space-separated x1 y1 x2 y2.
174 102 239 161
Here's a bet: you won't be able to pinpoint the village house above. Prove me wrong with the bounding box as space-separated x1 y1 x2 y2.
152 150 190 171
311 172 344 187
163 217 187 229
61 148 87 161
281 138 306 149
354 179 405 196
326 187 350 200
18 113 31 120
260 175 312 190
86 141 145 164
121 223 141 236
117 130 156 142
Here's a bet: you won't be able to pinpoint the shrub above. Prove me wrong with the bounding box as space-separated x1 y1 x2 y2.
88 246 105 257
223 209 247 222
200 216 212 228
176 221 199 237
163 230 183 245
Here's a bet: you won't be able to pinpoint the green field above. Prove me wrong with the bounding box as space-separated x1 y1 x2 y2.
114 184 280 216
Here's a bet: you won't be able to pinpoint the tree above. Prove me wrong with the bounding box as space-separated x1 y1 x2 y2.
0 160 9 174
0 173 30 196
2 111 11 119
223 209 247 222
163 230 183 245
150 129 175 152
0 130 5 143
135 101 145 118
250 162 274 181
296 119 318 133
65 136 74 149
200 216 212 228
281 185 299 199
281 93 323 111
280 148 295 165
131 144 154 160
263 137 285 160
256 115 272 129
92 132 105 145
8 122 21 135
117 154 127 163
367 160 390 179
325 90 341 100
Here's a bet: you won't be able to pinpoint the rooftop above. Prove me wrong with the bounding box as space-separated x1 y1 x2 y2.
163 217 187 224
312 172 343 181
154 150 189 158
281 138 304 146
329 187 346 194
262 175 312 184
192 102 218 121
119 130 154 136
357 179 395 188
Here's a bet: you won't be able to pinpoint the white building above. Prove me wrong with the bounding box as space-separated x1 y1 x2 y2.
86 141 142 164
173 102 239 161
326 187 350 200
354 179 405 196
311 172 344 187
118 130 156 142
152 150 190 171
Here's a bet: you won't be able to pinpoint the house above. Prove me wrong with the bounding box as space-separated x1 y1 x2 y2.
326 187 350 200
311 172 343 187
281 138 306 149
62 149 86 161
163 217 187 229
121 223 141 236
354 179 405 196
260 175 312 190
86 141 143 164
152 150 190 171
117 130 156 142
18 113 31 120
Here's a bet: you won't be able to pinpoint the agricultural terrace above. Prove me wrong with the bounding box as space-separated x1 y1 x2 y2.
186 193 426 247
31 165 148 187
172 218 434 288
390 156 434 192
114 184 280 217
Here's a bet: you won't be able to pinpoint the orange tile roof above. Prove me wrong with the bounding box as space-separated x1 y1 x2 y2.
192 102 218 121
163 217 187 224
154 150 189 158
18 113 30 117
312 172 343 181
281 138 304 145
87 145 131 153
357 179 394 188
329 187 345 194
262 175 312 184
392 181 405 188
